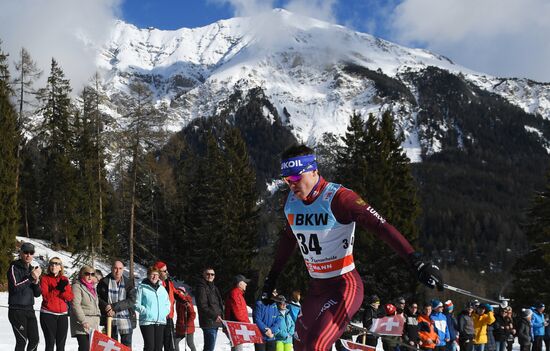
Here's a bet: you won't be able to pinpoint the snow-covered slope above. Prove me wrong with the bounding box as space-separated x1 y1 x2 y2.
95 9 550 162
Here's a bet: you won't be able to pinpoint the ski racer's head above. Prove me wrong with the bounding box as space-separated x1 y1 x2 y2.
281 144 319 200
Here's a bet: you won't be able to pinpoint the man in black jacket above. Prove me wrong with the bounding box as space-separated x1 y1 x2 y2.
362 294 385 346
195 267 224 351
7 242 42 351
97 260 136 348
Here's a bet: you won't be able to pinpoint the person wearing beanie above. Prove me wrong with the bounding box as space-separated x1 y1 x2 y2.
382 304 402 351
459 302 476 351
153 261 185 351
7 242 42 351
444 300 459 351
418 302 439 350
473 303 496 351
174 286 197 351
430 299 450 351
362 294 384 347
531 303 546 351
517 309 532 351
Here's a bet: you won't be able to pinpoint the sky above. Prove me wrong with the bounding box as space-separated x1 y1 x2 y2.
1 0 549 90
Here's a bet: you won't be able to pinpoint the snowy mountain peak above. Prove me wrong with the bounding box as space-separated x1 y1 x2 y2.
96 11 550 158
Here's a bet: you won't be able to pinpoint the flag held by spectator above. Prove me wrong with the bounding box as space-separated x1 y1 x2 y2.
340 339 377 351
223 320 264 346
370 315 404 336
90 329 131 351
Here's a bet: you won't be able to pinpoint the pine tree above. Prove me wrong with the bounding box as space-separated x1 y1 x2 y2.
36 59 81 247
511 168 550 306
0 41 19 283
336 111 421 299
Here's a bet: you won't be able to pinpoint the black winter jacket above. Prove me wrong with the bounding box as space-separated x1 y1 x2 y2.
97 273 137 328
516 317 531 345
195 279 224 328
7 259 41 310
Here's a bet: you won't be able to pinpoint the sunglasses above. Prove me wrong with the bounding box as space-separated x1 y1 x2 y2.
159 269 167 273
205 272 215 276
84 272 95 277
23 250 35 255
282 162 316 184
49 262 61 266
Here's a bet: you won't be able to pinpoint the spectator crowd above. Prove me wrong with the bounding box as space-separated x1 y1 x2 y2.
6 241 550 351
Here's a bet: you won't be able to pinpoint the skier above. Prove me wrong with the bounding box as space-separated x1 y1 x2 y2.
260 144 444 351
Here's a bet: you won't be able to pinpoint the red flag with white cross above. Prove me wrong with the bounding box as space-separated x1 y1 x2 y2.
370 315 405 336
89 329 130 351
223 320 264 346
340 339 377 351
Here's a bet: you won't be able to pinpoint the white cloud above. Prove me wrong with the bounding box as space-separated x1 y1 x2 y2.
285 0 337 23
388 0 550 82
0 0 122 93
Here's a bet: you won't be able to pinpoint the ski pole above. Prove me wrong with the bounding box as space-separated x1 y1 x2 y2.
443 284 503 306
346 324 420 351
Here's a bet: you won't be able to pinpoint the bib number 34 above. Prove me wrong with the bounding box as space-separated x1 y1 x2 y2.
296 233 322 255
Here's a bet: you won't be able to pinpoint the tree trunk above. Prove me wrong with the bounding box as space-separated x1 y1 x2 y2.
129 160 138 281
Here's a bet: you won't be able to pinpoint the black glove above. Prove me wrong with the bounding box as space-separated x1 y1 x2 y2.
260 272 277 304
409 252 444 291
56 279 69 292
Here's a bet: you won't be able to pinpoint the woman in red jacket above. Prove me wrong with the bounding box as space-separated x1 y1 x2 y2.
175 286 197 351
40 257 73 351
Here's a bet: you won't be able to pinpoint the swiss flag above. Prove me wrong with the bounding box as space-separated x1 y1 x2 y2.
340 339 377 351
222 320 264 346
89 329 130 351
370 315 404 336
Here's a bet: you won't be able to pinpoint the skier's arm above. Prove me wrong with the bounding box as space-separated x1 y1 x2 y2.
332 188 443 289
331 189 414 259
261 223 297 298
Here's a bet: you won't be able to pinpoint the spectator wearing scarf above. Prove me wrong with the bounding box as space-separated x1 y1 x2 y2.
97 260 136 347
70 265 101 351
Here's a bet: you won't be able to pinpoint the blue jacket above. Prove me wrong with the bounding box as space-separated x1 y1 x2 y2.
275 309 295 344
445 312 459 341
135 279 170 326
288 301 300 323
431 311 450 346
253 300 280 341
530 308 545 337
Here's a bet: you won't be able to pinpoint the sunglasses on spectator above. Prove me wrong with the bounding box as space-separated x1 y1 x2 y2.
23 250 35 255
49 262 61 266
205 272 215 276
159 269 167 273
84 272 95 277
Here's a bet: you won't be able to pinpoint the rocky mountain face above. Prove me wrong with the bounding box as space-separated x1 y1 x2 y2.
97 9 550 271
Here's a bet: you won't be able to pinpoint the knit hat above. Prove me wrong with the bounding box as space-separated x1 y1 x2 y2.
522 309 532 318
535 302 545 309
444 300 454 312
431 299 443 309
153 261 167 270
